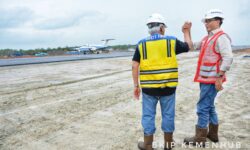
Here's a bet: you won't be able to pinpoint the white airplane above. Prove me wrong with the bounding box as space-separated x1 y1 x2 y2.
75 39 115 54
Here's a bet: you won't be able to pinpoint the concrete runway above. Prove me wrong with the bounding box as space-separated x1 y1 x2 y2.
0 51 133 67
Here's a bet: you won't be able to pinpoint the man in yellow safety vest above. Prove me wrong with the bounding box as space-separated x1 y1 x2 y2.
132 13 192 150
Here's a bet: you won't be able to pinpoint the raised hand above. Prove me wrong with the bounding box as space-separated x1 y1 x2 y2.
182 21 192 33
182 21 193 50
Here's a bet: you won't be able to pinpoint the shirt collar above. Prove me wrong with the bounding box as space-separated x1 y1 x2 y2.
149 33 164 39
209 28 222 36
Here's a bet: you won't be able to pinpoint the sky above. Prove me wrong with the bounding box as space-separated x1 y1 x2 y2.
0 0 249 49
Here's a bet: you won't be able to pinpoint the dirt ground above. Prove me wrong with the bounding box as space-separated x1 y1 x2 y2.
0 50 249 150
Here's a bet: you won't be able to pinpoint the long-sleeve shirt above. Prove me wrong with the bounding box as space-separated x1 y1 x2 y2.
193 28 233 71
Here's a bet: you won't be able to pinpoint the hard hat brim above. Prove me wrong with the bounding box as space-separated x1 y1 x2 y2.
201 16 224 23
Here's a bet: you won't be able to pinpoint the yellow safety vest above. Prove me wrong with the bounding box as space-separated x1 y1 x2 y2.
138 36 178 88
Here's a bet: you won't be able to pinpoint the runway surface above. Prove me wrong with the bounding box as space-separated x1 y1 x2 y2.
0 51 133 67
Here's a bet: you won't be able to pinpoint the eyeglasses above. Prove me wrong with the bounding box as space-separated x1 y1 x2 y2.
204 18 216 24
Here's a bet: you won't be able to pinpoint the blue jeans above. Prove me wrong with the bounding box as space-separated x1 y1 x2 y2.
197 83 218 128
142 92 175 135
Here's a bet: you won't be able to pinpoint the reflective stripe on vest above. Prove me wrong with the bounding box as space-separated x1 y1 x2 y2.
194 31 227 83
200 65 216 71
138 37 178 88
140 78 178 84
140 68 178 75
200 71 217 77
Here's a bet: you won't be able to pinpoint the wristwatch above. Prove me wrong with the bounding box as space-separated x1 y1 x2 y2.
134 84 139 88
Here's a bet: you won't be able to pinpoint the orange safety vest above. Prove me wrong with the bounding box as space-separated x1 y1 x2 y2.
194 31 228 84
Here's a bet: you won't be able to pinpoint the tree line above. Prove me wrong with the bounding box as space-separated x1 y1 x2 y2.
0 45 136 57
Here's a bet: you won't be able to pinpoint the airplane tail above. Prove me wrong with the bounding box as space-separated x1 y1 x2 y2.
101 39 115 46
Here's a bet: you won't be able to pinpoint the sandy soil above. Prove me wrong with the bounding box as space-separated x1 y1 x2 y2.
0 50 249 150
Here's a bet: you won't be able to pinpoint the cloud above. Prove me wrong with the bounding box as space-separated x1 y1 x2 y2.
0 7 34 28
33 11 107 30
0 29 64 49
239 5 250 20
0 0 249 49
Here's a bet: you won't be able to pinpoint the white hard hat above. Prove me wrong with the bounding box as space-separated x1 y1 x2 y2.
202 9 224 22
146 13 166 27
